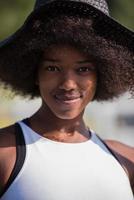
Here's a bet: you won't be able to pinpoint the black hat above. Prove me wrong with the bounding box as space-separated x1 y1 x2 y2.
0 0 133 50
0 0 134 100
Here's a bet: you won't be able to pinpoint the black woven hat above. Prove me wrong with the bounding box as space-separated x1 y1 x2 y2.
0 0 133 50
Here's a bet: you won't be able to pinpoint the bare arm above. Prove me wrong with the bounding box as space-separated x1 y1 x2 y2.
105 140 134 193
0 125 16 196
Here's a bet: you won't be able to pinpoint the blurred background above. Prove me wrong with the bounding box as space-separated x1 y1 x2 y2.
0 0 134 146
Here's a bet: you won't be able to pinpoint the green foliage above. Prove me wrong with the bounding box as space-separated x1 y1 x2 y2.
109 0 134 31
0 0 34 40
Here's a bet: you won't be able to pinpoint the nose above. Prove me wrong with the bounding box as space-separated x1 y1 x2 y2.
59 71 77 91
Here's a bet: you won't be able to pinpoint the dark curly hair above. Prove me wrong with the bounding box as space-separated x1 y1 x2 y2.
0 13 134 101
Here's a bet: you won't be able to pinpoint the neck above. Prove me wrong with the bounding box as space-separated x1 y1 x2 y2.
29 105 90 143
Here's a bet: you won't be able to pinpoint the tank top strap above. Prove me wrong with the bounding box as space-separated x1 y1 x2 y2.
0 123 26 198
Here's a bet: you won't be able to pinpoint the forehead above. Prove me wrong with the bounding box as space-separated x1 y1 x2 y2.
43 45 93 62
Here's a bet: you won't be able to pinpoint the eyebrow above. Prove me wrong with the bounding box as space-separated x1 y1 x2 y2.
43 59 60 63
43 59 94 63
77 60 94 64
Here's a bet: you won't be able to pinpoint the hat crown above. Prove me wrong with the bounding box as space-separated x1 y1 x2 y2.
34 0 109 15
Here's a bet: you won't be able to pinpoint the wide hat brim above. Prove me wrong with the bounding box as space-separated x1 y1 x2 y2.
0 0 134 51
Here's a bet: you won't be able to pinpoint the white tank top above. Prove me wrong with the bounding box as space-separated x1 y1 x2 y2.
1 121 133 200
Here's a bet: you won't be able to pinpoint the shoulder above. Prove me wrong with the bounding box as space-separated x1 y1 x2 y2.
0 124 16 166
105 140 134 193
0 124 16 148
0 124 17 193
105 140 134 162
0 124 16 163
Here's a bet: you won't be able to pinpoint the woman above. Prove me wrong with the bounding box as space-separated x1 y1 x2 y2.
0 0 134 199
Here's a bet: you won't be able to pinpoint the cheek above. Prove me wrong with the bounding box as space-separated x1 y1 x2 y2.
38 77 59 101
38 76 50 97
83 78 97 100
38 72 56 88
38 70 60 85
38 82 51 97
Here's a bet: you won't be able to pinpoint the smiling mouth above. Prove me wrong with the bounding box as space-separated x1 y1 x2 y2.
54 95 82 104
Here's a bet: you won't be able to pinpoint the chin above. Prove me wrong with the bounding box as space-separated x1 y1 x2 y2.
54 111 82 120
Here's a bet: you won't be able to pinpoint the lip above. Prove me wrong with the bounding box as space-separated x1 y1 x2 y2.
54 95 82 105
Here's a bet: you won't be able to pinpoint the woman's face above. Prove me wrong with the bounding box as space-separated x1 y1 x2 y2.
37 45 97 119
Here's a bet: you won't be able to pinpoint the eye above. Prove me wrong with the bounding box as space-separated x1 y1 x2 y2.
45 66 60 72
77 66 95 73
